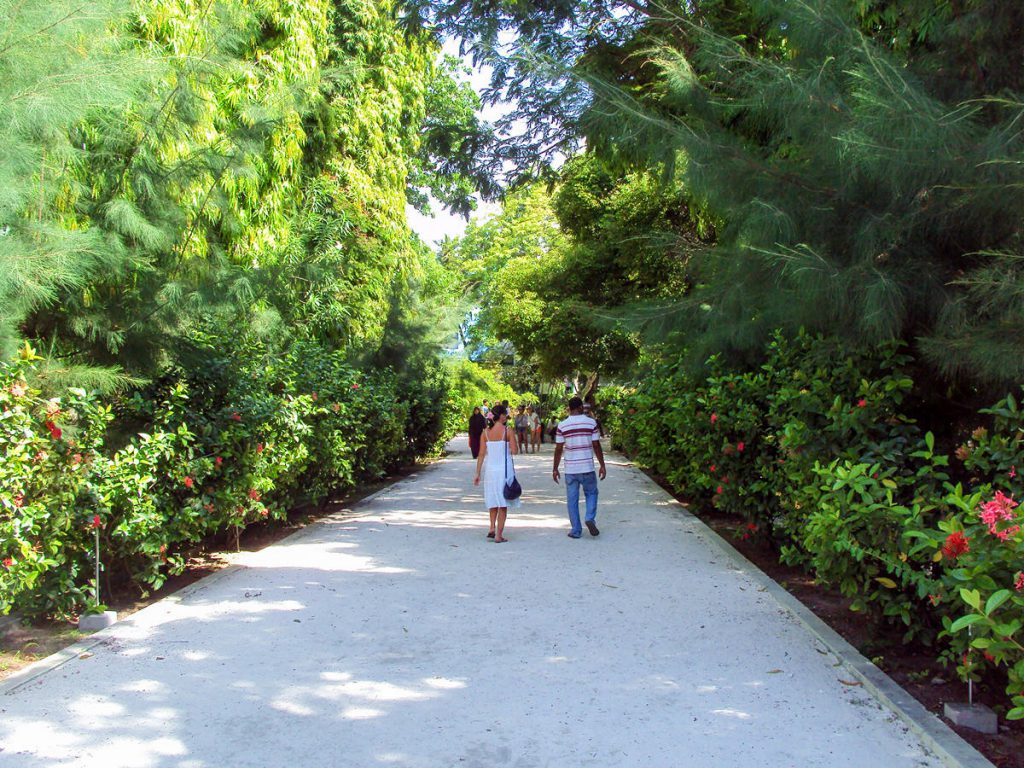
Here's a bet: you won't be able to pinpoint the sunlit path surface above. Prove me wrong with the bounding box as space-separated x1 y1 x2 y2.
0 438 946 767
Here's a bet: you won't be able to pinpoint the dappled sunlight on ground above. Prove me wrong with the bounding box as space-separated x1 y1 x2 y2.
0 440 946 767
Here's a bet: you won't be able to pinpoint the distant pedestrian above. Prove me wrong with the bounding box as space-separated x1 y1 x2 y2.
583 403 605 437
468 407 487 459
527 406 541 453
514 405 529 448
473 404 520 543
552 396 606 538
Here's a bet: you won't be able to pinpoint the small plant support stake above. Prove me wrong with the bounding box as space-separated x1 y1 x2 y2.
78 516 117 632
943 623 998 734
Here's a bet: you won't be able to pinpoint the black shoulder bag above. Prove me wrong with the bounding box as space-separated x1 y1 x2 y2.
503 426 522 500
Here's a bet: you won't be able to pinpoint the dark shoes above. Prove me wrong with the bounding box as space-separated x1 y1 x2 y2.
586 520 600 537
567 532 581 539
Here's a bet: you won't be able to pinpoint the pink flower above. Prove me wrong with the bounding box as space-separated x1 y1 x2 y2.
857 398 867 408
1015 572 1024 591
256 443 264 454
90 515 102 529
1011 465 1018 479
979 491 1018 537
709 464 717 473
215 456 223 467
9 382 26 397
736 441 745 452
994 525 1020 541
184 476 194 489
710 413 717 424
716 485 723 495
2 557 12 569
942 531 970 559
351 383 359 390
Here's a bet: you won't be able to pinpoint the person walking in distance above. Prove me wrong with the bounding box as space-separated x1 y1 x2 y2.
468 406 487 459
473 404 520 542
552 396 606 538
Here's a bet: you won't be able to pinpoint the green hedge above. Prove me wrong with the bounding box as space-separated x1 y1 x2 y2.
606 331 1024 719
0 340 464 620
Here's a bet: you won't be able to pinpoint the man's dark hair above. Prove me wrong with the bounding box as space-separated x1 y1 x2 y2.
491 404 508 419
568 396 584 411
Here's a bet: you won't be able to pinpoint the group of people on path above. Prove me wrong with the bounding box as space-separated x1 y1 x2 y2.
471 396 606 543
468 400 549 459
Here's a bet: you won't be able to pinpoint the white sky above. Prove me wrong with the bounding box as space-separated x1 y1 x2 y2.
405 38 505 247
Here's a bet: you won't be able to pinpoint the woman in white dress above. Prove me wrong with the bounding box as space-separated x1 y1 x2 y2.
473 404 520 542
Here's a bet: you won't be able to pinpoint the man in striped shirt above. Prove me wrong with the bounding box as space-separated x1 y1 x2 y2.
552 396 607 538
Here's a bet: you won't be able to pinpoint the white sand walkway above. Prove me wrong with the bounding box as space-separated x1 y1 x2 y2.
0 438 965 767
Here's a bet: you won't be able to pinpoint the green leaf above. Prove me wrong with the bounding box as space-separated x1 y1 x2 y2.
949 614 986 633
959 588 982 610
875 577 898 588
985 589 1012 616
1007 707 1024 721
925 432 935 453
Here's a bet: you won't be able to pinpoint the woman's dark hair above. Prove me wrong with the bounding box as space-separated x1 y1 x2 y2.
491 404 508 419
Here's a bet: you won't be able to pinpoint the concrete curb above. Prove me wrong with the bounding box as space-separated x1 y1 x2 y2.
654 488 996 768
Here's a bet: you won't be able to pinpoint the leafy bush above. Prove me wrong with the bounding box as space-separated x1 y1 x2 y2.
0 336 465 619
608 332 1024 708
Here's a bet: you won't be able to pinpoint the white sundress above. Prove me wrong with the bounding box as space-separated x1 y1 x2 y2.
482 427 522 510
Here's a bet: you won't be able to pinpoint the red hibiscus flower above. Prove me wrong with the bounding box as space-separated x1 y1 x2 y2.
184 476 194 489
941 531 970 560
44 420 62 440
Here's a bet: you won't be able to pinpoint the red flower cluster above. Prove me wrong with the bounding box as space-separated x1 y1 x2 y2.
12 493 24 509
248 489 261 501
256 443 264 454
979 491 1020 541
231 413 242 422
2 557 12 569
736 441 745 453
351 383 359 390
709 413 717 424
44 420 61 440
942 531 970 559
184 476 194 489
90 515 102 529
857 398 867 408
215 456 223 467
1015 572 1024 592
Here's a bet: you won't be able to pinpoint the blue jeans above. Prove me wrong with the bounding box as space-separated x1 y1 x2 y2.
565 472 598 536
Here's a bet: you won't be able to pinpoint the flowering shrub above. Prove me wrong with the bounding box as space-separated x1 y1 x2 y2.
0 337 460 619
607 332 1024 710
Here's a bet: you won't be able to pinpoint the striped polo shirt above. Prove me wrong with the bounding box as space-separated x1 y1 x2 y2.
555 414 601 474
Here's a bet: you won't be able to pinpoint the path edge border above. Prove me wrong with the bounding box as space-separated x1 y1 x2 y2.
662 490 996 768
